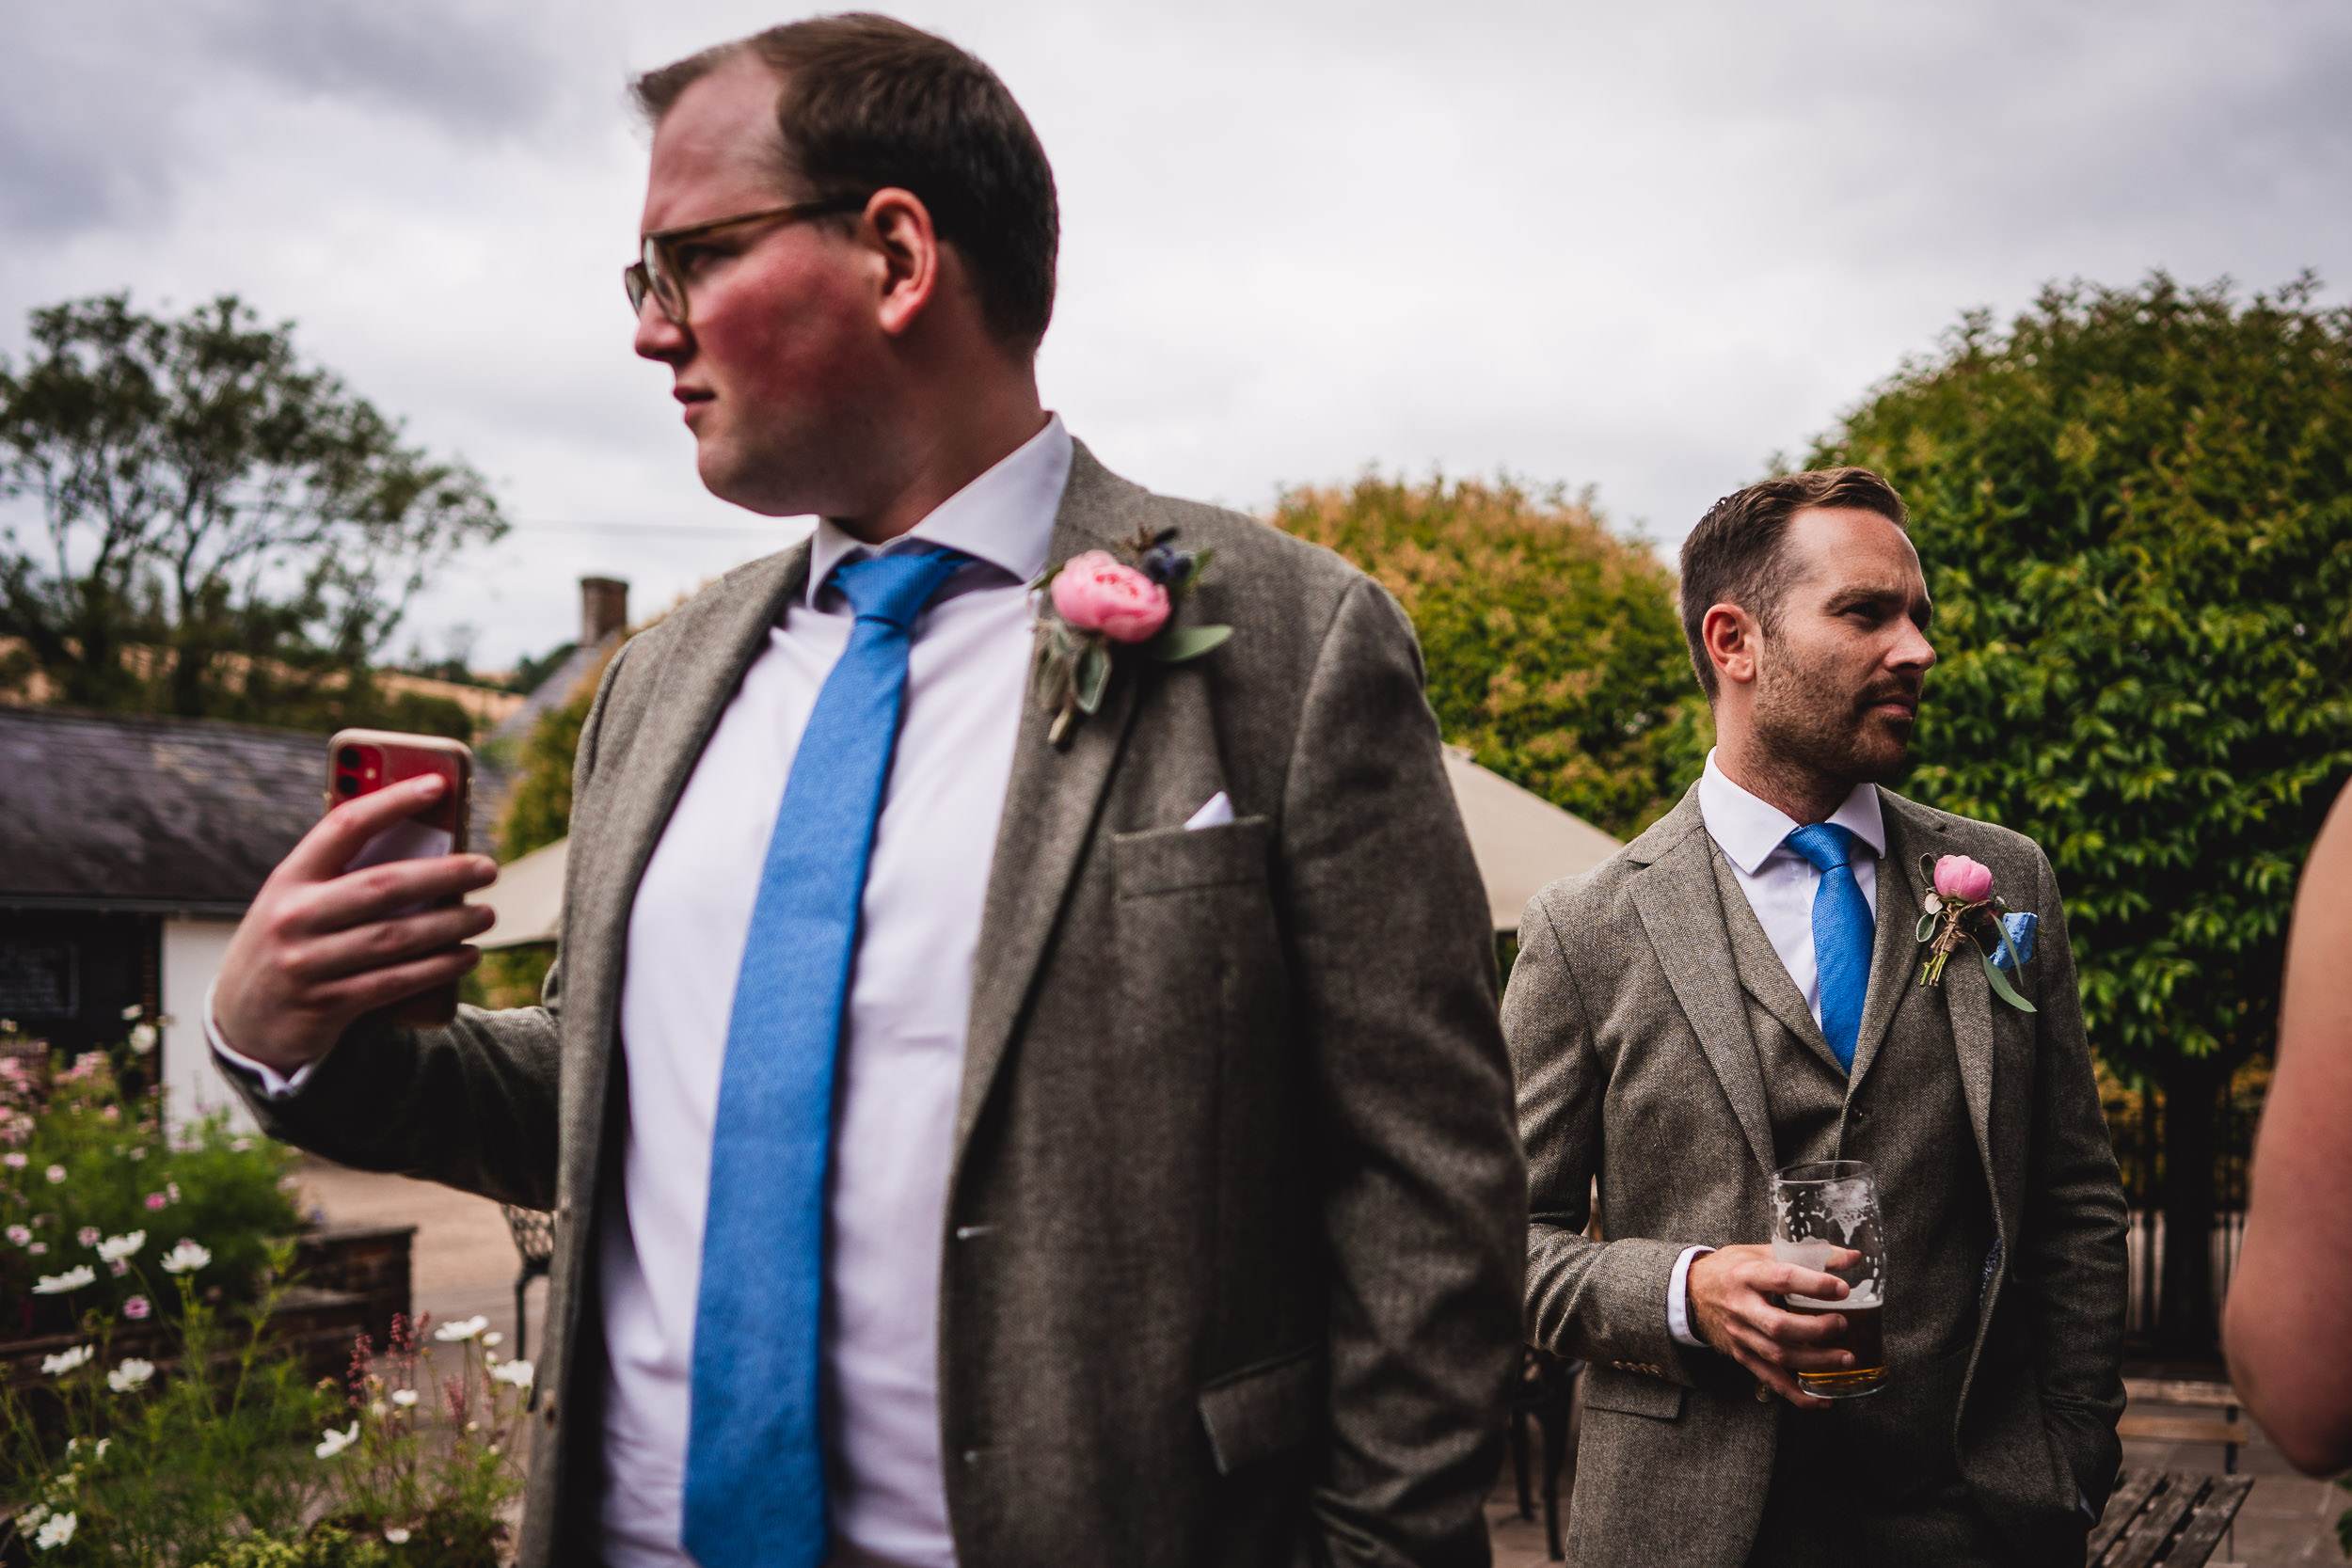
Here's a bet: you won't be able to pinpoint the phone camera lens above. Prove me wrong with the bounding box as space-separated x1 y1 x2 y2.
336 775 359 796
337 747 362 769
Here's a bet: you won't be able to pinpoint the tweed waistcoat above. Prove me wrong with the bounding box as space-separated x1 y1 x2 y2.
1713 834 1995 1504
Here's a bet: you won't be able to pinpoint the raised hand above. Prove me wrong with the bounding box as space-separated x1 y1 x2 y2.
1687 1243 1858 1408
215 773 500 1075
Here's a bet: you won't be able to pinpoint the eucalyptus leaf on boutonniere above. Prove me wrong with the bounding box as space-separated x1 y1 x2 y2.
1031 527 1233 745
1914 853 2038 1013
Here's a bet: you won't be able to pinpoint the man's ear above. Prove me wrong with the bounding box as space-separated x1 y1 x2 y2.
1702 602 1761 689
865 187 940 338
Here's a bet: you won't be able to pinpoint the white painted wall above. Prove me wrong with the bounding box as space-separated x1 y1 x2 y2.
160 915 258 1135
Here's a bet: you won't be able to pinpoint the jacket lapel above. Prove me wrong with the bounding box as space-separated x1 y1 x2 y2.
1709 848 1840 1076
1629 796 1779 1180
588 546 811 950
953 442 1153 1158
1845 800 1936 1092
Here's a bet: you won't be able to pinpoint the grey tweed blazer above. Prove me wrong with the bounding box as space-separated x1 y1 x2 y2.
232 441 1525 1568
1507 786 2126 1567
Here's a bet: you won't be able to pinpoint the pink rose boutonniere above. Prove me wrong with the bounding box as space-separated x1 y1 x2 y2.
1915 853 2037 1013
1032 528 1233 745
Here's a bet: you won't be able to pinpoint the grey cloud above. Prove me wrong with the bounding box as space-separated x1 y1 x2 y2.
198 0 569 135
0 0 593 240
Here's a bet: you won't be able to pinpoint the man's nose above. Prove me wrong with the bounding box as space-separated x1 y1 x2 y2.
1891 619 1937 672
633 295 691 363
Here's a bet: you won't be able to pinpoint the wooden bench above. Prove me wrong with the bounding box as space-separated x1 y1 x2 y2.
2118 1378 2253 1474
2087 1469 2253 1567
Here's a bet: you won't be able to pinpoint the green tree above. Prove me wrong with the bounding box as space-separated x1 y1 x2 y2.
1273 473 1709 839
0 293 505 729
1814 272 2352 1354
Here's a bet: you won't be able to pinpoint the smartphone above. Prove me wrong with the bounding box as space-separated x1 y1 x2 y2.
324 729 475 1027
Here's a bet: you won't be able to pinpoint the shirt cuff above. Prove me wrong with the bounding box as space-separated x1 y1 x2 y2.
204 978 315 1100
1667 1244 1717 1349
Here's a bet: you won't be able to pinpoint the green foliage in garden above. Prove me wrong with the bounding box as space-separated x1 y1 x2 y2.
1813 272 2352 1082
191 1532 393 1568
4 1243 343 1562
1274 474 1710 839
1 1049 301 1332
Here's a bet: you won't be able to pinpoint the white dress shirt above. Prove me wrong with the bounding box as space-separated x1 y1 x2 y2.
219 416 1071 1568
1667 750 1885 1349
598 417 1068 1567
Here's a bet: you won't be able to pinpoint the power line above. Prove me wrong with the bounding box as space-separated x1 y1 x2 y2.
501 517 803 539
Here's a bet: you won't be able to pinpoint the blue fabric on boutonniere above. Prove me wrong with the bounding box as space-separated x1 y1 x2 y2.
1990 911 2038 972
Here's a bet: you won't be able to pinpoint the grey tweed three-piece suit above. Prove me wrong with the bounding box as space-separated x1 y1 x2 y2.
1508 786 2128 1566
231 442 1527 1568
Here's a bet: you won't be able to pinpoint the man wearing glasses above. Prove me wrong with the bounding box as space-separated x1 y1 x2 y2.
209 15 1523 1568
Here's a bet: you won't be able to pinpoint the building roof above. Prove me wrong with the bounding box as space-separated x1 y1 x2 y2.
0 708 498 914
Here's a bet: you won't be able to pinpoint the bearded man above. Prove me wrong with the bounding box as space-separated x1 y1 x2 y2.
1506 468 2126 1565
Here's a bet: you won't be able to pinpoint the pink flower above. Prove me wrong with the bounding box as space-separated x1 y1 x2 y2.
122 1295 151 1320
3 1151 25 1168
144 1193 167 1211
44 1165 66 1184
78 1227 100 1247
1933 855 1994 904
1050 552 1170 644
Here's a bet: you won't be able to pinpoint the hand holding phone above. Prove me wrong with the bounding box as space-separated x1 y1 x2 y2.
214 735 501 1077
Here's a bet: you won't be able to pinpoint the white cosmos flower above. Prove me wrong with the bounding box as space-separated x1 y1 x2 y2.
128 1023 157 1054
390 1388 420 1407
34 1510 76 1549
490 1359 533 1389
433 1314 488 1342
481 1330 503 1349
160 1239 211 1275
314 1421 360 1460
33 1265 95 1294
95 1230 144 1263
383 1528 412 1544
40 1345 91 1376
106 1358 154 1393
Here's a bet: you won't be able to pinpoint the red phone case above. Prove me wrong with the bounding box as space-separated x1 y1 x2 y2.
325 729 474 1027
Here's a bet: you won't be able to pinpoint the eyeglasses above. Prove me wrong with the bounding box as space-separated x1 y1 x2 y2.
624 196 871 327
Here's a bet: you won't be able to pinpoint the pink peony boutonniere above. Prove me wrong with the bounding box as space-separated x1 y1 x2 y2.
1915 853 2036 1012
1032 528 1232 745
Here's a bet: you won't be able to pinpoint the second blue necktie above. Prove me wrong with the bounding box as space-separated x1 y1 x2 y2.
682 547 966 1568
1785 822 1872 1073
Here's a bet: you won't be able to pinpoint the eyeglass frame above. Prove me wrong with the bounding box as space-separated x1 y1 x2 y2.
624 194 872 327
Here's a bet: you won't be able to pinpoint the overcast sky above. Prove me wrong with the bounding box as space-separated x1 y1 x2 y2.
7 0 2347 670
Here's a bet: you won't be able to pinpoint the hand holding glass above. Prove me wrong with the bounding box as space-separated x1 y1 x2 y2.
1771 1160 1887 1398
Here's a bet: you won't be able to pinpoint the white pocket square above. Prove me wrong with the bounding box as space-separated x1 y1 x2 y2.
1184 791 1234 831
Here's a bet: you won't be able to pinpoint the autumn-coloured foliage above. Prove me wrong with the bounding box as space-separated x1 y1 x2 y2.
1272 473 1708 839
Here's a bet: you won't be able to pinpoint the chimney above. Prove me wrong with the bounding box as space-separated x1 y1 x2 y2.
580 577 628 648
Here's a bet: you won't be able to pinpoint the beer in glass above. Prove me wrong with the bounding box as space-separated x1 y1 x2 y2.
1771 1159 1887 1398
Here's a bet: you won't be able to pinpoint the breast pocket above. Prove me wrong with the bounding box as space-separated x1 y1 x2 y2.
1111 816 1279 1038
1113 815 1272 899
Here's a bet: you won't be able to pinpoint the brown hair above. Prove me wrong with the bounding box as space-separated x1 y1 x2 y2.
632 14 1058 352
1677 467 1909 698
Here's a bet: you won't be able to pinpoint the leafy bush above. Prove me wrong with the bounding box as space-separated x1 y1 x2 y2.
4 1294 530 1564
5 1244 341 1561
1 1036 301 1339
1272 473 1708 839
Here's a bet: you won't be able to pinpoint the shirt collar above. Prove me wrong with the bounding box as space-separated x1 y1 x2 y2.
1697 749 1887 876
805 413 1073 606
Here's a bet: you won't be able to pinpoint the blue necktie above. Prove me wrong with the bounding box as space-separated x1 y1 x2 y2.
682 547 966 1568
1785 823 1872 1073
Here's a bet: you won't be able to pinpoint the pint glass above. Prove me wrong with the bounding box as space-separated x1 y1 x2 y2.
1771 1159 1887 1398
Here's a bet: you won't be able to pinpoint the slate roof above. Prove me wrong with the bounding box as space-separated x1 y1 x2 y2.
0 708 497 913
